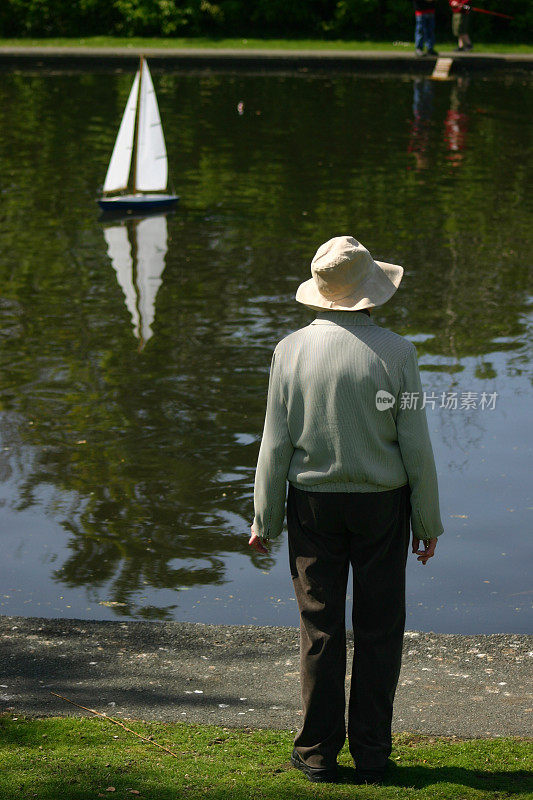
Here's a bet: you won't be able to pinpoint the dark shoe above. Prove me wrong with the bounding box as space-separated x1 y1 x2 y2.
415 48 425 57
464 43 473 50
352 759 392 785
290 748 338 783
353 769 385 785
426 48 439 56
454 46 465 52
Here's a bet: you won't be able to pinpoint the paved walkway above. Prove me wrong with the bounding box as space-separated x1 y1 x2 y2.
0 45 531 73
1 616 531 737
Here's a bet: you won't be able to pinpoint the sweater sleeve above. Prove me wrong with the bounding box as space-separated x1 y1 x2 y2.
396 344 444 540
253 348 295 541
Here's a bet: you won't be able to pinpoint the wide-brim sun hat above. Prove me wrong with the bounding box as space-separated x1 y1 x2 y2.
296 236 404 311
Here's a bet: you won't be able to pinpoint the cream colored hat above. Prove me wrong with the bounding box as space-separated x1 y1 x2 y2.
295 236 404 311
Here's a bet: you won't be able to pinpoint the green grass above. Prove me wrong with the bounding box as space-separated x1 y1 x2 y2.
1 714 532 799
0 36 532 54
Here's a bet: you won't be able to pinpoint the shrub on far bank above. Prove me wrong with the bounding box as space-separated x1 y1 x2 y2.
0 0 531 42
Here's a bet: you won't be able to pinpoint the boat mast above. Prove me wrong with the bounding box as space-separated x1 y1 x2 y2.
131 55 144 195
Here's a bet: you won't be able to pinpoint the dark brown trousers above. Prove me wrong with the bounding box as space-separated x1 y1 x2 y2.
287 482 411 772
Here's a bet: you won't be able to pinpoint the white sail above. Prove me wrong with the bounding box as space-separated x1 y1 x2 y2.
103 71 140 194
135 60 168 192
135 215 168 344
103 225 140 338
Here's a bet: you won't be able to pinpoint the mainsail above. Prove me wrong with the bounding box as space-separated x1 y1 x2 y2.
135 60 168 192
103 71 140 194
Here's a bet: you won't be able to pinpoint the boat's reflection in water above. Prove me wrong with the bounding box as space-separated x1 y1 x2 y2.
102 213 169 350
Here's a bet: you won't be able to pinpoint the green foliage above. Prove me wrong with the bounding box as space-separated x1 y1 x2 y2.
0 0 531 42
111 0 227 37
0 0 119 37
457 0 533 42
325 0 382 39
244 0 335 37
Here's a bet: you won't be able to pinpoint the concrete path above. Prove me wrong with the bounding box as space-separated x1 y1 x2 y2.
0 45 531 73
1 616 531 738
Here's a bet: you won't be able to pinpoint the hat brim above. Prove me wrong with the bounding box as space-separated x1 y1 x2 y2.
295 260 404 312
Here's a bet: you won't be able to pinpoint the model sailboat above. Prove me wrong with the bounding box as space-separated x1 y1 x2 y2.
98 57 179 213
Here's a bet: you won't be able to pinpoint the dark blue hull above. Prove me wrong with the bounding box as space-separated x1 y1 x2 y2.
98 194 179 213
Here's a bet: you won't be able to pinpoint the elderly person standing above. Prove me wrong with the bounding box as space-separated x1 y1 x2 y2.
249 236 444 785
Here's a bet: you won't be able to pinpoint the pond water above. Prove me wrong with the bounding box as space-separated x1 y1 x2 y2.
0 68 531 633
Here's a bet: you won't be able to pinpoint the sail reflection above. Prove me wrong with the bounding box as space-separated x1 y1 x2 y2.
103 215 168 348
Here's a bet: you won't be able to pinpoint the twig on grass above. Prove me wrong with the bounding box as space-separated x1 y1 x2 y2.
50 692 179 758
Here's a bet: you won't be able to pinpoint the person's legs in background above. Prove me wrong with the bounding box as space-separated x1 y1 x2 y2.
423 14 438 55
287 485 350 770
415 13 437 56
453 12 472 51
347 485 411 776
414 15 425 55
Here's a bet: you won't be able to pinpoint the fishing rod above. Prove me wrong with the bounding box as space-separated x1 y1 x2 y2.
459 3 514 19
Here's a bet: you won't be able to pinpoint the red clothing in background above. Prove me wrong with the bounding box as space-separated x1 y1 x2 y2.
449 0 470 13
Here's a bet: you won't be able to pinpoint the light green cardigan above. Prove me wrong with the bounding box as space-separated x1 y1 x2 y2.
253 310 444 542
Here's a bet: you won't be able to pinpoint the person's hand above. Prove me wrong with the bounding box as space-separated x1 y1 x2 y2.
412 536 438 565
249 526 269 554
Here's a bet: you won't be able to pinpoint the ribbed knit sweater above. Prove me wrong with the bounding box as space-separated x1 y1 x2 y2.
253 310 444 542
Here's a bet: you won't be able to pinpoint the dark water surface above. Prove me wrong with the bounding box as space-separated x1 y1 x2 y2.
0 69 531 633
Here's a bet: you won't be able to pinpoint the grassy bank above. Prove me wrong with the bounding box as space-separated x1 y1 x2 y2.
1 714 532 799
0 37 532 54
